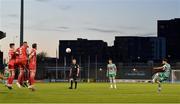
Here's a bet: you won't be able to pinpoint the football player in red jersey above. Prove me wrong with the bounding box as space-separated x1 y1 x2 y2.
16 42 29 88
6 43 16 90
28 43 37 91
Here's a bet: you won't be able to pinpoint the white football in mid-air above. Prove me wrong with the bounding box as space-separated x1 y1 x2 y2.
66 48 71 53
133 68 136 71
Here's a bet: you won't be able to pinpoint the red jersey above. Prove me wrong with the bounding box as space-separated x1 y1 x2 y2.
8 48 16 61
29 48 37 70
19 46 28 59
8 48 16 69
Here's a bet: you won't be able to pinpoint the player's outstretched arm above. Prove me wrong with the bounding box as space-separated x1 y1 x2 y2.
69 69 72 77
77 65 80 77
0 73 4 79
114 64 117 72
15 48 20 54
28 50 34 60
106 66 109 77
153 66 164 70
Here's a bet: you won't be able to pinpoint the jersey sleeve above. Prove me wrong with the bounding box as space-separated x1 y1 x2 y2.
8 50 14 60
162 64 167 70
15 48 20 55
31 51 35 56
29 50 35 58
114 64 117 69
107 65 109 70
26 48 29 56
70 65 72 70
8 52 12 60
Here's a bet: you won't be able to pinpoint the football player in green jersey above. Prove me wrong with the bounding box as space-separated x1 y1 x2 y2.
107 59 117 89
153 58 171 92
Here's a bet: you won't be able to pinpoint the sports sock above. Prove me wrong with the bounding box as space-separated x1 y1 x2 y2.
29 72 35 85
8 74 15 85
110 84 113 88
157 82 162 92
18 72 24 85
75 81 77 89
158 83 161 89
70 80 73 88
114 84 117 89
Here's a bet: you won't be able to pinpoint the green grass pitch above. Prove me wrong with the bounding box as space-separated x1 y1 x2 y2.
0 83 180 103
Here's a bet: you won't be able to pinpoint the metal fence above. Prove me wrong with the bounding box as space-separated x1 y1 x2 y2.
36 62 180 82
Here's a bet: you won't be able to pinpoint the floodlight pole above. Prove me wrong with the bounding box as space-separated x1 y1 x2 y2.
56 49 58 80
95 55 97 81
63 56 66 80
88 56 90 83
20 0 24 46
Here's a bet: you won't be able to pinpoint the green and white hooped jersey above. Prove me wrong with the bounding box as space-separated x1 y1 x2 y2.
4 69 10 78
162 63 171 78
107 64 117 75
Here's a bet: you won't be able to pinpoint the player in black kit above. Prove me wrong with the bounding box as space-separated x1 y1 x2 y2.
69 59 80 89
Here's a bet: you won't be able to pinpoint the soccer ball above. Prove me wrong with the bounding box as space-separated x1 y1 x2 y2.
133 68 136 72
66 48 71 53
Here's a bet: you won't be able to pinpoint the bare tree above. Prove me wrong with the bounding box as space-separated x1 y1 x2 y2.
37 52 48 63
36 51 48 79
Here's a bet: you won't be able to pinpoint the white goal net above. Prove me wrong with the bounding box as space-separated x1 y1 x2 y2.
171 70 180 83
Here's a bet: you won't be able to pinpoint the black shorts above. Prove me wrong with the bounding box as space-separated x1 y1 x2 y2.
70 74 78 81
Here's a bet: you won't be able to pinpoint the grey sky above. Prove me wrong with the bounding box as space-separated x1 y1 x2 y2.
0 0 179 57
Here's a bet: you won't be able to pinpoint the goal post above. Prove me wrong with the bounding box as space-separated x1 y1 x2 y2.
171 70 180 83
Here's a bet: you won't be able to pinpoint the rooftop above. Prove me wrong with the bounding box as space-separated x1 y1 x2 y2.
0 31 6 39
